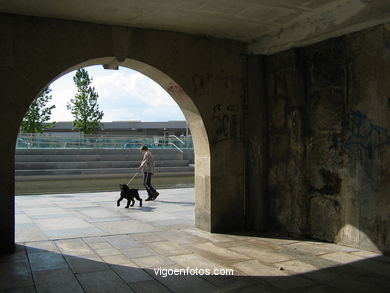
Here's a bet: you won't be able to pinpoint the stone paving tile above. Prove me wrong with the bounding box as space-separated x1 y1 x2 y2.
348 258 390 278
15 223 48 242
15 214 33 224
273 259 319 274
285 241 338 256
44 227 104 239
122 247 158 259
23 207 69 217
302 268 389 293
56 239 93 256
9 189 390 292
201 274 264 292
161 223 195 230
131 255 176 268
230 245 291 263
85 217 132 223
110 264 154 283
131 232 167 243
125 211 178 222
152 271 218 293
33 268 84 293
169 254 231 271
181 228 235 242
149 218 194 227
25 240 60 254
321 243 361 252
95 247 122 257
284 284 343 293
34 217 96 231
103 235 144 249
186 242 251 264
147 240 190 256
319 251 367 264
154 230 210 245
82 236 107 244
265 274 316 291
94 220 159 234
356 273 390 290
231 259 288 276
64 254 110 274
254 237 300 245
102 255 139 266
129 280 171 293
55 202 99 209
28 251 68 272
87 242 113 250
0 245 28 263
213 239 254 249
229 283 278 293
350 250 383 257
0 286 37 293
76 269 134 293
0 260 34 291
246 238 283 250
76 207 127 219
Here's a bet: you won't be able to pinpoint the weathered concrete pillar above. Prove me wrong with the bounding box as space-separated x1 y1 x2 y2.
0 68 37 252
244 55 268 231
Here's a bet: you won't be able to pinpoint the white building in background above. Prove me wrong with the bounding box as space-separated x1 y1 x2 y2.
34 121 191 137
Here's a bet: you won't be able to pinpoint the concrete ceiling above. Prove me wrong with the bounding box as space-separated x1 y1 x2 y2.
1 0 390 54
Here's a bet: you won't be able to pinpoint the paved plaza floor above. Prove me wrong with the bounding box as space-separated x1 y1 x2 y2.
1 188 389 292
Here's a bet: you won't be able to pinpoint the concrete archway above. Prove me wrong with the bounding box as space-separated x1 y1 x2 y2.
22 55 211 225
0 14 246 252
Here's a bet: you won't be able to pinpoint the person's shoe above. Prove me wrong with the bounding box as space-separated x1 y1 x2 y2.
152 192 159 200
145 195 153 201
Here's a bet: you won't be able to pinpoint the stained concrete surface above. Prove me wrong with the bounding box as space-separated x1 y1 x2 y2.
2 0 390 54
246 23 390 253
2 188 389 292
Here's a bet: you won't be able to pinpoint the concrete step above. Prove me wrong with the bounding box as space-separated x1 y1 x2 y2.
15 154 182 162
15 166 194 176
15 160 190 170
15 148 183 156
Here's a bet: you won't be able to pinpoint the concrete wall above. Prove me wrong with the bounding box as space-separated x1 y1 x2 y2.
2 12 389 255
249 23 390 254
0 13 246 252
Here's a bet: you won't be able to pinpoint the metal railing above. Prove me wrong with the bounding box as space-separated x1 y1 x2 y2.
16 134 193 150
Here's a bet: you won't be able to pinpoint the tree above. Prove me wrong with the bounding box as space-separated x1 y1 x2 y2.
67 68 104 135
20 87 56 133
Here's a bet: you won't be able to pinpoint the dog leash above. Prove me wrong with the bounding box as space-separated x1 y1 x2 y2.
127 171 139 186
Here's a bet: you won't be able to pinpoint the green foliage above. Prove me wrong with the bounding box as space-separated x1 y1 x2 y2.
20 87 56 133
67 68 104 134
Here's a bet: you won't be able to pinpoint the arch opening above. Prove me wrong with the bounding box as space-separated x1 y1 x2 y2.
15 57 211 234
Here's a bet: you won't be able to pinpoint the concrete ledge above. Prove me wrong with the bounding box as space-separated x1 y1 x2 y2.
15 148 188 155
15 154 183 162
15 171 194 181
15 166 194 176
15 160 190 169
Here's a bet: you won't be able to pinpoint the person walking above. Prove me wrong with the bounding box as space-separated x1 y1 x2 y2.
139 145 159 201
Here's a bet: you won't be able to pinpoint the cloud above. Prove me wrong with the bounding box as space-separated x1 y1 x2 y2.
48 66 185 122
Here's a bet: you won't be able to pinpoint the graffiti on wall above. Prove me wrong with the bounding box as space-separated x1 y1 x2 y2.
166 84 186 100
212 104 244 144
330 109 390 159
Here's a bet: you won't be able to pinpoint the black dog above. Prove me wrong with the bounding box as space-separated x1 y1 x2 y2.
117 184 142 208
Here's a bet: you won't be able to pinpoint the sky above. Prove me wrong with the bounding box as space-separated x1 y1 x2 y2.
47 65 185 122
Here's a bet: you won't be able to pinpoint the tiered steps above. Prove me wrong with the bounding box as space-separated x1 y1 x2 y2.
15 149 194 178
